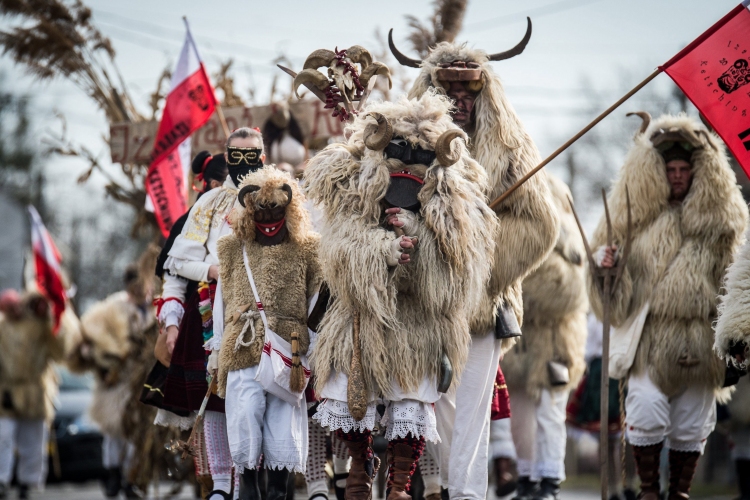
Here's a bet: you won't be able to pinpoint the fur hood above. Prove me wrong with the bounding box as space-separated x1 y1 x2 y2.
407 43 558 342
304 91 497 396
502 176 588 398
589 113 748 396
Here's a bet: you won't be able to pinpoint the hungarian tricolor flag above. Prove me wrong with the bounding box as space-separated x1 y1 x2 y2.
28 206 66 333
661 0 750 177
146 20 217 237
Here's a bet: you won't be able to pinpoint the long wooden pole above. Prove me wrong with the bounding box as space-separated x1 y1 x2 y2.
489 68 662 210
215 104 231 139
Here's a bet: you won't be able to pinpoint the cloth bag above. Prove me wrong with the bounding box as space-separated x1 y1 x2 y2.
609 301 649 380
242 247 310 406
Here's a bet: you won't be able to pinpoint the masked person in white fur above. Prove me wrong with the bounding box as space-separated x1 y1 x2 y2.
593 113 748 500
390 20 559 499
304 91 497 500
210 164 321 500
493 175 588 500
163 127 266 500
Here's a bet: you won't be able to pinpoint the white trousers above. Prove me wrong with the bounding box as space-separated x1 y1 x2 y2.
225 367 308 473
625 371 716 453
509 389 568 481
102 434 134 470
0 417 48 487
490 418 516 460
435 331 502 500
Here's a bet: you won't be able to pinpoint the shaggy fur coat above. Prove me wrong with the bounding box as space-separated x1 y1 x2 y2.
408 43 558 342
715 227 750 364
304 91 497 397
502 176 588 400
216 166 321 397
588 114 748 396
78 291 156 437
0 292 63 422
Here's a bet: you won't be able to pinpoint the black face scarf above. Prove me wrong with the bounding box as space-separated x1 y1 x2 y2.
227 147 263 186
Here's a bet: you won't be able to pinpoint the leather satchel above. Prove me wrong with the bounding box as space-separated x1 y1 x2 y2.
495 303 522 339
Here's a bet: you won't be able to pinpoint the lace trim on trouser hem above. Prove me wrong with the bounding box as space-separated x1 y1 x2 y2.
626 434 665 448
312 399 378 433
153 409 196 430
381 400 440 444
235 460 306 474
667 438 705 454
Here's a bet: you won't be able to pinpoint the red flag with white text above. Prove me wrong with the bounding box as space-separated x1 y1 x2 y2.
28 206 65 333
661 0 750 177
146 22 217 237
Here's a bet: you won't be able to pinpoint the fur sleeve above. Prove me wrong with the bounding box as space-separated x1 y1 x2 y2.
715 234 750 361
587 221 634 327
490 170 559 295
319 217 400 327
305 236 323 301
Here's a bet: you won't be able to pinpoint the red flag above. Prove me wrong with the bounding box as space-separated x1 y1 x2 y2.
28 206 65 333
146 21 217 237
661 1 750 177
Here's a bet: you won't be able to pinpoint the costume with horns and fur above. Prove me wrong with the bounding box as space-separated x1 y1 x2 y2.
491 175 588 494
588 113 747 500
304 91 496 500
393 23 559 499
210 166 321 498
0 291 64 493
161 143 252 500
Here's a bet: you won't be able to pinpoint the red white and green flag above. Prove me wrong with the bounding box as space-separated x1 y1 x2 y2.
661 0 750 177
146 20 217 237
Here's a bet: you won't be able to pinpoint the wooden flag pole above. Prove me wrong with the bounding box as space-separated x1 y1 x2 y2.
215 104 231 139
489 68 662 210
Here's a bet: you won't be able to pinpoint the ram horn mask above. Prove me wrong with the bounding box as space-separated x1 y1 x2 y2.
487 17 533 61
626 111 651 135
388 29 422 68
363 112 393 151
292 69 330 99
280 183 293 207
238 185 261 208
435 129 467 167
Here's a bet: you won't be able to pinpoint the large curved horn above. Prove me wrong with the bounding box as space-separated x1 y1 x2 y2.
363 112 393 151
359 62 392 90
281 183 293 207
388 29 422 68
345 45 373 70
626 111 651 135
292 69 330 99
238 185 261 208
435 129 467 167
303 49 336 70
487 17 532 61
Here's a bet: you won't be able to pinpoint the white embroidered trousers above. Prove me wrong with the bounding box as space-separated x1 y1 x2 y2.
0 417 47 487
225 366 308 473
625 370 715 453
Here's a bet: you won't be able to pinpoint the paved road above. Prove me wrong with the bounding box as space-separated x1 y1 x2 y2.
28 483 734 500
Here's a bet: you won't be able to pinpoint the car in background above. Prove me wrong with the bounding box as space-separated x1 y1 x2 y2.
47 366 104 483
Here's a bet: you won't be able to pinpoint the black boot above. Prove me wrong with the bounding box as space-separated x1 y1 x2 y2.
533 478 560 500
0 483 6 500
737 459 750 500
512 477 539 500
103 467 122 498
266 468 290 500
239 469 262 500
18 484 28 500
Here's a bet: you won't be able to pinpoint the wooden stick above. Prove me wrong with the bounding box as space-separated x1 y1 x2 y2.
489 68 662 211
215 104 231 139
600 189 614 500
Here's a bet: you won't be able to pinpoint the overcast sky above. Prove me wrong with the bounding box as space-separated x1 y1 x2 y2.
0 0 743 230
